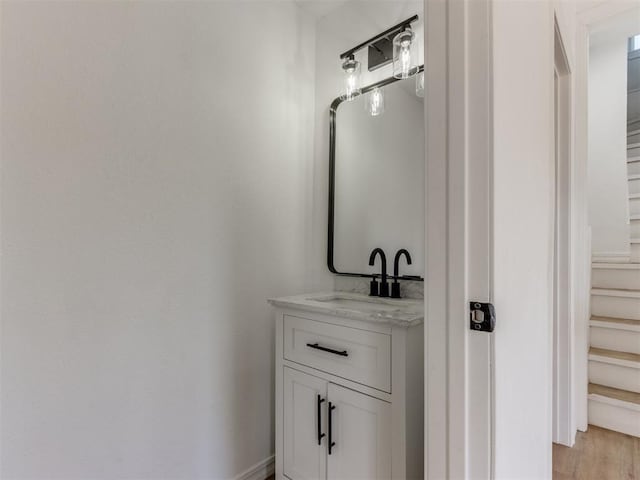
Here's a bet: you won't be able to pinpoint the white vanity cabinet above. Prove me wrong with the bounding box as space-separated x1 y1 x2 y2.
270 293 424 480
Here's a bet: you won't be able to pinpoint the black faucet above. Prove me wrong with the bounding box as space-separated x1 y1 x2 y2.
368 248 389 297
391 249 412 298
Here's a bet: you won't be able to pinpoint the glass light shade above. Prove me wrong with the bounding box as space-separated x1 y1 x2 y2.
366 87 385 116
415 71 424 97
341 57 361 101
393 28 419 79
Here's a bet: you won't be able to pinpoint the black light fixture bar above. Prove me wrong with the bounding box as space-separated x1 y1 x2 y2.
339 15 418 60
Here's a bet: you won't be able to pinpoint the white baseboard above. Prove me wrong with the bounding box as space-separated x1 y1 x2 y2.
234 455 275 480
592 252 630 263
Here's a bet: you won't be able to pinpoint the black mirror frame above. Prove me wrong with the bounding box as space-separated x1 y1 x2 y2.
327 65 425 281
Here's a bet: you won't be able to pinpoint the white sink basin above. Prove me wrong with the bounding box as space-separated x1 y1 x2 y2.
268 291 424 326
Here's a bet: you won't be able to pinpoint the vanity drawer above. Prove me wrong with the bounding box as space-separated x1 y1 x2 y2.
283 315 391 392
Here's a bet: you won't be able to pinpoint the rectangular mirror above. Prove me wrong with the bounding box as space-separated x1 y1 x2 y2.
328 70 425 279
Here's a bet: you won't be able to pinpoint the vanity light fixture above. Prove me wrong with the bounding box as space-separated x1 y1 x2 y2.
341 56 361 101
415 71 425 97
393 26 419 79
338 15 418 79
366 87 385 116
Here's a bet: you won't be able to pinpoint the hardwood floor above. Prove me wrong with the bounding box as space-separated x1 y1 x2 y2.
554 425 640 479
268 426 637 480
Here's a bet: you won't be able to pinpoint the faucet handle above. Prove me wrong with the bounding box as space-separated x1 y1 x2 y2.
379 280 389 298
369 277 379 297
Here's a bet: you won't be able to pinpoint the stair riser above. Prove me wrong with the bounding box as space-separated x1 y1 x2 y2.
590 325 640 355
591 295 640 320
631 197 640 215
630 145 640 157
589 361 640 393
630 132 640 144
630 161 640 176
588 398 640 437
632 220 640 237
630 178 640 195
592 268 640 290
632 243 640 262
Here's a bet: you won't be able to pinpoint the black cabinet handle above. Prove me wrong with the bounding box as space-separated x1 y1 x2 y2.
306 343 348 357
317 394 326 446
328 402 336 455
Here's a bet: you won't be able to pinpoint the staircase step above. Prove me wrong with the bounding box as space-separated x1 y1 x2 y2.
589 348 640 393
588 383 640 437
591 315 640 329
629 156 640 163
590 316 640 355
591 288 640 320
590 347 640 367
592 262 640 289
630 159 640 176
631 195 640 215
630 175 640 195
633 240 640 262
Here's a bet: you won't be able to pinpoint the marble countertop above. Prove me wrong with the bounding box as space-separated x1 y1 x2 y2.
267 291 424 327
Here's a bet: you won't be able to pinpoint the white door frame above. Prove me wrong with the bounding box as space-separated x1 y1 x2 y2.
553 19 575 447
424 0 493 477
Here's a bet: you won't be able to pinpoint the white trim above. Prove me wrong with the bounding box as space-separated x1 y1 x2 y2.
591 288 640 298
234 455 275 480
588 393 640 412
592 262 640 269
590 318 640 332
553 19 574 447
425 0 493 477
592 252 631 263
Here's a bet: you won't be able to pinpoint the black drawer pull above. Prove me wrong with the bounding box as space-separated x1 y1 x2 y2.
306 343 348 357
317 394 326 445
328 401 336 455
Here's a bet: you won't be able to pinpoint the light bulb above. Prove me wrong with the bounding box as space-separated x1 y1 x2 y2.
366 87 385 116
393 28 418 79
341 57 361 101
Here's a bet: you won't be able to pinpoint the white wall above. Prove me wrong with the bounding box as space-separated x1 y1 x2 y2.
312 1 423 284
0 2 315 478
491 1 557 477
588 28 630 256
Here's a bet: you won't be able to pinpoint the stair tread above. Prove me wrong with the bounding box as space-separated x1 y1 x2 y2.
631 215 640 220
629 142 640 149
631 193 640 199
629 129 640 137
629 156 640 163
591 315 640 327
629 174 640 180
632 238 640 244
589 383 640 405
589 347 640 364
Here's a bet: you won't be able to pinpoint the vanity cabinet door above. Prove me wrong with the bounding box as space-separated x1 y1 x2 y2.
283 367 327 480
326 383 392 480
